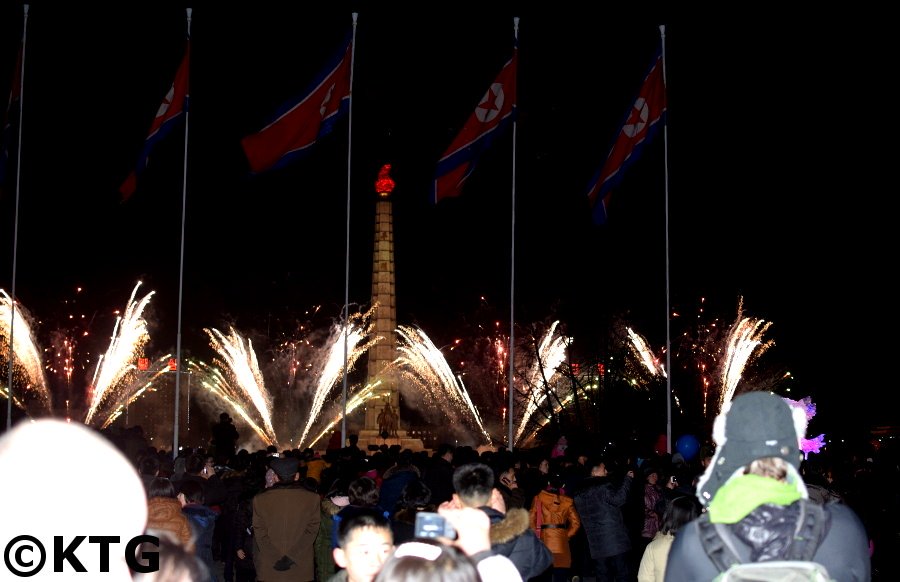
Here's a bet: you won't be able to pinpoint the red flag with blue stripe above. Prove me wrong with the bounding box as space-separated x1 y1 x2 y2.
241 36 352 175
120 40 191 201
0 41 23 186
433 46 517 204
586 49 666 224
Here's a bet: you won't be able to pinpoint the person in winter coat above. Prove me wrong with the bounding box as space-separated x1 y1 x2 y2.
636 494 700 582
252 457 321 582
232 487 258 582
664 391 871 582
422 443 456 506
571 458 634 582
178 479 220 581
390 478 436 545
316 479 350 582
634 465 663 569
377 450 421 518
529 473 581 582
451 462 553 580
146 476 195 551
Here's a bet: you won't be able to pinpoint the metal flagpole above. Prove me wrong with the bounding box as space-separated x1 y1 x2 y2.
172 7 192 458
660 24 672 454
341 13 359 448
6 4 28 431
507 16 519 450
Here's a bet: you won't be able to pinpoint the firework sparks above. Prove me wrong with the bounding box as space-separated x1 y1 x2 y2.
783 395 826 458
0 290 52 413
84 282 153 425
627 327 666 378
719 305 774 409
394 325 492 445
204 326 278 444
193 308 377 449
296 308 379 447
522 390 579 445
306 381 380 449
514 320 570 445
189 358 276 446
99 355 172 429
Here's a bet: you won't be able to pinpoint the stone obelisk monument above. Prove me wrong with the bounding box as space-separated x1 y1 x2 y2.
359 165 423 450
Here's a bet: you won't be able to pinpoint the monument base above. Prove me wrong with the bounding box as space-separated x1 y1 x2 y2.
358 429 427 453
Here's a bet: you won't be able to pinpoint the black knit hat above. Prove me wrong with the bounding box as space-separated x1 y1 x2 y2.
695 391 806 506
270 457 300 481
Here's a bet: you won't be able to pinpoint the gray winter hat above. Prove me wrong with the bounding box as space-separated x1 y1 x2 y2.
695 391 807 506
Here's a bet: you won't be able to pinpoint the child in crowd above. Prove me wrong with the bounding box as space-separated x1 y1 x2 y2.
329 508 395 582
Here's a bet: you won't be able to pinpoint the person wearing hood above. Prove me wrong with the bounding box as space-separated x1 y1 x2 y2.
664 391 870 581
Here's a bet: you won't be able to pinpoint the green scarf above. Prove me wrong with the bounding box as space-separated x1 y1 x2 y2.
708 474 801 523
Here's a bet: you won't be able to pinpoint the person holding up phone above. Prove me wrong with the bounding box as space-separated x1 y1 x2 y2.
376 506 522 582
445 463 552 580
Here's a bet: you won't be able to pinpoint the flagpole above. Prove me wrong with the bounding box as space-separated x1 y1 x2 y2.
507 16 519 451
660 24 672 454
172 7 192 458
6 4 28 431
341 12 359 449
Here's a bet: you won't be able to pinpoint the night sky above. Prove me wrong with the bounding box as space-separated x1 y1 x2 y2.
0 2 895 437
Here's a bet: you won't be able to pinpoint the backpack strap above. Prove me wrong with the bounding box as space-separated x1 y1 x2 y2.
788 499 828 562
699 499 830 573
698 514 743 572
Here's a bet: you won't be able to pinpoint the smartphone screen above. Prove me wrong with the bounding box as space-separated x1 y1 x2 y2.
414 512 456 539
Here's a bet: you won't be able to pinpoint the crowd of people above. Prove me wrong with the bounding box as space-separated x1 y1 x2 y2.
2 392 896 581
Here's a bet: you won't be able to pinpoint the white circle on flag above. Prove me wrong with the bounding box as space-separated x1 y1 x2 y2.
623 97 649 138
155 86 174 117
320 83 336 117
475 83 504 123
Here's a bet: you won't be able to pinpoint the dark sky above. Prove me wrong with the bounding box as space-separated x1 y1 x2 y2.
0 2 895 435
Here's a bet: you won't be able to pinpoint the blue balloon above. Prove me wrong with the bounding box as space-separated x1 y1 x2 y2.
675 434 700 461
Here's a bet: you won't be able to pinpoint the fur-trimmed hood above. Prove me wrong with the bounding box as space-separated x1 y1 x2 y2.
484 506 530 545
321 496 343 517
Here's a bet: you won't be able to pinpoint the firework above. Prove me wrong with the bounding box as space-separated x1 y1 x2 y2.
98 354 172 430
306 380 380 449
627 327 666 378
513 320 570 445
719 314 774 409
188 358 276 446
84 282 154 426
394 325 492 445
0 290 52 413
204 326 278 444
783 395 826 458
197 308 378 449
295 308 379 447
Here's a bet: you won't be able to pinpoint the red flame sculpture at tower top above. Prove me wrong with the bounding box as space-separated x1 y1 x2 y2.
375 163 395 196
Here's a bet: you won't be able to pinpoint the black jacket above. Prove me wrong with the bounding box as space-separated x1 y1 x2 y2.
665 500 871 581
571 474 633 559
482 506 553 580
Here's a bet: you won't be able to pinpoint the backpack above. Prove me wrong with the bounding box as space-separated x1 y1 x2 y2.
697 498 833 581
